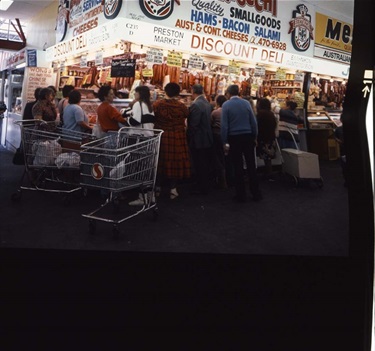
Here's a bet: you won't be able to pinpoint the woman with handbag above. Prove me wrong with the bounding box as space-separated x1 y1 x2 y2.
127 85 155 136
128 85 156 206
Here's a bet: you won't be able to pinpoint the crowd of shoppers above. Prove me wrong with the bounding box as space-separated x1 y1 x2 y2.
22 82 313 204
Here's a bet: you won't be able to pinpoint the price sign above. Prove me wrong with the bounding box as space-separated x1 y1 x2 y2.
80 55 87 68
229 60 241 75
254 65 265 77
167 51 182 67
146 48 163 64
188 55 204 70
142 69 153 77
111 59 136 78
95 51 103 66
275 67 286 80
294 72 305 82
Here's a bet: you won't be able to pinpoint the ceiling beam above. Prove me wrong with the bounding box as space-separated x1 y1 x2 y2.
10 18 26 44
0 39 26 51
15 19 26 43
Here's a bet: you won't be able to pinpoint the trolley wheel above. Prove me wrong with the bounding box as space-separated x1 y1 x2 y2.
89 220 96 235
152 207 158 221
11 191 22 202
112 225 120 240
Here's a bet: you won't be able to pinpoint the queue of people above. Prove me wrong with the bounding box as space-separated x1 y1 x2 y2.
22 82 308 205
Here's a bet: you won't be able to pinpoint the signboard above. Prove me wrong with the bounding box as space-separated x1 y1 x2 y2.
95 51 103 65
167 51 182 67
228 61 241 75
111 59 136 77
27 49 37 67
294 72 305 81
146 48 164 64
314 13 352 65
254 65 266 77
25 67 55 102
275 68 287 80
80 55 88 68
142 69 153 77
188 54 204 70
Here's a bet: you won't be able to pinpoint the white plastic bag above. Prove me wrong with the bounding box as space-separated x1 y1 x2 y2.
33 139 62 166
109 153 130 179
92 123 106 139
55 152 80 169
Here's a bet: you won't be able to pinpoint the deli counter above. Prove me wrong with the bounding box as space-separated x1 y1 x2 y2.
306 109 342 160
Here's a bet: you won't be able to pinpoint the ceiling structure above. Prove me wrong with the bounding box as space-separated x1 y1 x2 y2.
0 0 355 50
0 0 56 23
0 0 355 24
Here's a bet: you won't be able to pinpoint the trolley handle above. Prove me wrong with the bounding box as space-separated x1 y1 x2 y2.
14 119 57 128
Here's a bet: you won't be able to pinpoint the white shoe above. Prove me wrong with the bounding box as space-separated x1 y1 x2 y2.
128 192 155 206
128 198 145 206
170 188 179 200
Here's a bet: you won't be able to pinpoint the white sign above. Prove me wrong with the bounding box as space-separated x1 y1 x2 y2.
80 55 88 68
95 51 103 65
294 72 305 82
146 48 164 64
254 65 266 77
188 55 204 70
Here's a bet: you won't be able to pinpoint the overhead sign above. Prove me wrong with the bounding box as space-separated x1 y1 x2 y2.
314 12 352 65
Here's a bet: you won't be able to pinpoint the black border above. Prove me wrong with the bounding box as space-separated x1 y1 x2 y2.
1 1 374 349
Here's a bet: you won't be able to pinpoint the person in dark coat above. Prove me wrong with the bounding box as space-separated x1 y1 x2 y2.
278 100 303 149
211 94 228 189
22 87 41 120
187 84 214 195
256 98 277 180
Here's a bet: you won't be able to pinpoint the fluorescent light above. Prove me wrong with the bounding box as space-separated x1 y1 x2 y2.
0 1 14 12
15 62 26 69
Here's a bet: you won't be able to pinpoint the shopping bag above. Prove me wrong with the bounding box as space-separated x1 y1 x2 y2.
92 123 106 139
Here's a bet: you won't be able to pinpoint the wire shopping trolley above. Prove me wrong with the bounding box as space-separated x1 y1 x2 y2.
11 120 96 204
80 127 163 238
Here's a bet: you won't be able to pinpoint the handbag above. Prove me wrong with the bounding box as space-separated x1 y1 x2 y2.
128 103 155 127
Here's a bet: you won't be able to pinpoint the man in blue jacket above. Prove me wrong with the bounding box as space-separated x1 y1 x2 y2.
221 85 262 202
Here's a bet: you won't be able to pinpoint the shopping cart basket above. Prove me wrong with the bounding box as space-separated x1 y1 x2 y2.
278 127 323 188
80 127 163 238
11 119 97 204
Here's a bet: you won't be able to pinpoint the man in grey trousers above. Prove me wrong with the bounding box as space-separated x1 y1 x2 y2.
187 84 214 195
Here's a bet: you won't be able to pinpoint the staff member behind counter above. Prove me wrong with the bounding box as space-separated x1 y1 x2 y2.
97 85 128 132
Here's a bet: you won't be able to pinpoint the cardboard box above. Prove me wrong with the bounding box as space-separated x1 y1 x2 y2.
281 149 320 179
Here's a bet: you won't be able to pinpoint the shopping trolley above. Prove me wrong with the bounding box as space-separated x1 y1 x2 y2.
278 127 323 188
80 127 163 238
11 119 96 204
